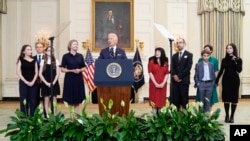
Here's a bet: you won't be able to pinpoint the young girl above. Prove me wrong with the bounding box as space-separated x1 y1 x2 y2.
216 43 242 123
39 47 60 117
16 44 38 116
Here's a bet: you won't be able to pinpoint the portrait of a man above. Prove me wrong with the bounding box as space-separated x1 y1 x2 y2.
93 1 134 51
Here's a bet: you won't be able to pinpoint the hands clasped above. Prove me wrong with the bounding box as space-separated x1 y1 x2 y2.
154 82 165 88
73 69 81 74
173 75 182 82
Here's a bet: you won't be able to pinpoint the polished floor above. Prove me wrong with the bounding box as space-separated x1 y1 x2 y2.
1 99 250 141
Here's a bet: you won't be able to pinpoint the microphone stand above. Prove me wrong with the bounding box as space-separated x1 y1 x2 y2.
48 36 55 114
169 38 174 104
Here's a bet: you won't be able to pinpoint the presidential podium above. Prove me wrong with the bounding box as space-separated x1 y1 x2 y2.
94 59 134 116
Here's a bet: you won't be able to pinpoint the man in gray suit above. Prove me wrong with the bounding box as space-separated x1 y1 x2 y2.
194 50 216 112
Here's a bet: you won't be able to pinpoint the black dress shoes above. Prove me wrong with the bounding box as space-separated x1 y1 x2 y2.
229 116 234 123
225 116 229 123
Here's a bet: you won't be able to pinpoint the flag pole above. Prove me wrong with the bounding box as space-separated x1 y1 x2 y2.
87 47 91 104
48 36 55 114
169 38 174 104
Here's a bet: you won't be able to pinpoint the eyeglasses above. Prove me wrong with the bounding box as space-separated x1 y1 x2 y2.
176 42 183 44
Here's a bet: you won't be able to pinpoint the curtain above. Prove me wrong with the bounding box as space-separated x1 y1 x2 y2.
198 0 245 98
0 0 7 14
198 0 245 61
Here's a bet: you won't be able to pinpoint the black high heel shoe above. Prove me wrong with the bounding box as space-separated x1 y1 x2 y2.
225 115 229 123
229 116 234 123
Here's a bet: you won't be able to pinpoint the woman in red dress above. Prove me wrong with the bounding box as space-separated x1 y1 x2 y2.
148 47 169 114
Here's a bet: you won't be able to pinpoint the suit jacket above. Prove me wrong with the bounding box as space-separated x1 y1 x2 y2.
171 50 193 85
33 54 44 69
194 61 215 87
98 47 127 59
33 54 44 83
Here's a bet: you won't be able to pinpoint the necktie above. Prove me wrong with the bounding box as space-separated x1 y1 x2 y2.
110 48 114 57
38 55 41 64
179 52 182 61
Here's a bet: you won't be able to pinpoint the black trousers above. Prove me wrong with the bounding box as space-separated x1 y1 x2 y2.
171 83 189 109
19 80 39 116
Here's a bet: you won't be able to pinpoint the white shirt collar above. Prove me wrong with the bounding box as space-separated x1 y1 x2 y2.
179 49 185 54
109 46 117 52
37 54 44 59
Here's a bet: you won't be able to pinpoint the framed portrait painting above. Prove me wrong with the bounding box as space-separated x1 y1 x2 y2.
92 0 134 52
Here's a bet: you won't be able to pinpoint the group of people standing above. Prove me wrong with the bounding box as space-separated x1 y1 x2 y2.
16 39 86 117
16 32 126 117
148 37 242 123
16 33 243 123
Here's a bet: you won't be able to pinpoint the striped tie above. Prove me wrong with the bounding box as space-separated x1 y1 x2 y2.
178 52 182 62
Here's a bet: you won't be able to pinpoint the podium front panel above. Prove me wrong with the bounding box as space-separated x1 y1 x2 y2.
94 59 134 86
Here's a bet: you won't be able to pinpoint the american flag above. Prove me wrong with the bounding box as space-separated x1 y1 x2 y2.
83 48 96 92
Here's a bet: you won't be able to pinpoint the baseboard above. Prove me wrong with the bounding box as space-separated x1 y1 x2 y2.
3 96 250 102
2 97 63 102
241 95 250 98
143 96 196 102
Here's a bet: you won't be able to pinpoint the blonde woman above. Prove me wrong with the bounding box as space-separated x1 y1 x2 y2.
61 39 86 114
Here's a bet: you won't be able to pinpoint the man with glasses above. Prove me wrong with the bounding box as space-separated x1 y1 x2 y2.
171 37 193 110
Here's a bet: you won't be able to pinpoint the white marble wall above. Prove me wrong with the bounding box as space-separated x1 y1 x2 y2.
1 0 59 97
1 0 250 102
241 0 250 95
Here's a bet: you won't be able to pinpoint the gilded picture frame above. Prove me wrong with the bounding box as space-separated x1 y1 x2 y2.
91 0 134 52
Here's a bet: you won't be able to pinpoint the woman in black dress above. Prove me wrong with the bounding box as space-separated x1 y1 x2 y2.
216 43 242 123
61 39 86 114
39 47 60 116
16 44 38 116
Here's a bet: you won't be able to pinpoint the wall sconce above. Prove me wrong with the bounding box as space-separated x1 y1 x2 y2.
82 39 90 55
139 42 144 56
135 39 144 56
35 31 50 48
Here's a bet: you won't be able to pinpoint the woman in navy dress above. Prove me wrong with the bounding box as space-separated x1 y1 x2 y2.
16 44 38 116
39 47 60 116
61 39 86 114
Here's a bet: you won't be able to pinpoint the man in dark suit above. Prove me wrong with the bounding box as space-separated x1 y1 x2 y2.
33 42 45 114
98 33 127 59
171 38 193 110
96 32 134 103
102 9 117 39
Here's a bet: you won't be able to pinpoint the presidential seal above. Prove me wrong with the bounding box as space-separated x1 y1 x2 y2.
133 61 144 82
106 62 122 78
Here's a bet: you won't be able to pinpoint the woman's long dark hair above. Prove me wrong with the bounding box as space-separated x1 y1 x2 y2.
153 47 168 66
43 47 56 71
16 44 32 64
225 43 238 59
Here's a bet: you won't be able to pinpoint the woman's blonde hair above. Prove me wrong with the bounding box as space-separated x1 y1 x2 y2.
67 39 78 51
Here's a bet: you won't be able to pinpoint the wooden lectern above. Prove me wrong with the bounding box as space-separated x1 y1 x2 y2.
94 59 134 116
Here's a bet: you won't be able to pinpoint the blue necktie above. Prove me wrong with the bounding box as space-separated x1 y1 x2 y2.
38 55 41 64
